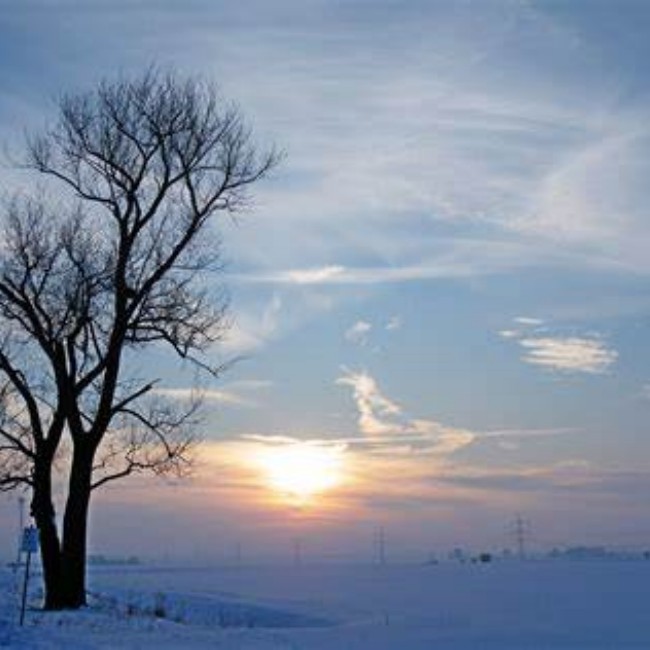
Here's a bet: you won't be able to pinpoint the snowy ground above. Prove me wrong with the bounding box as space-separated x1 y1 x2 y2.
1 559 649 649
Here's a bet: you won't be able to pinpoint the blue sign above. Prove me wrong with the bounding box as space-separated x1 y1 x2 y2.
21 526 39 553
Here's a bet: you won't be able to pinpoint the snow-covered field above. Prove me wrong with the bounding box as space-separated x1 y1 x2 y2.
1 559 649 649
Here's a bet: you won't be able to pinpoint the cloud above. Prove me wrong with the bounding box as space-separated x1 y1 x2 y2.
405 419 476 457
385 316 402 331
151 387 254 408
514 316 544 326
518 336 617 374
269 265 346 285
221 293 283 353
525 132 650 272
151 379 272 409
345 320 372 345
226 379 274 391
499 319 617 374
435 462 650 502
231 240 586 286
475 426 581 451
335 368 475 456
234 262 474 285
6 1 650 286
212 3 650 280
435 464 591 494
477 427 581 440
336 369 401 436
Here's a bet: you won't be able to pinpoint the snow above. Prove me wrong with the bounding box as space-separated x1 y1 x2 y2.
1 559 650 648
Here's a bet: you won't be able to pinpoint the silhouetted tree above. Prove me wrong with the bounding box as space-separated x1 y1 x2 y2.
0 69 277 609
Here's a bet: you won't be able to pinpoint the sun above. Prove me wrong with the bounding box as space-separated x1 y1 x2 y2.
256 441 345 503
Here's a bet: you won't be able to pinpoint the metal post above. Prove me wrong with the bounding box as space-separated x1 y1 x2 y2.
19 548 31 627
14 497 25 569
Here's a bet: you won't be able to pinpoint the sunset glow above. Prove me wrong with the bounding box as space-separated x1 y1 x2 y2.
255 442 345 503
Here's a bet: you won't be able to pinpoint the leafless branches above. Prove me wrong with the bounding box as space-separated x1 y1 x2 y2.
0 67 277 526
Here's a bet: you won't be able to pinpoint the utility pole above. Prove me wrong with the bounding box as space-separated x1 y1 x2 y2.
373 526 386 565
292 537 302 567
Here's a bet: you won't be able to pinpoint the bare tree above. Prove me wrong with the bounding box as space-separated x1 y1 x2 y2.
0 69 278 609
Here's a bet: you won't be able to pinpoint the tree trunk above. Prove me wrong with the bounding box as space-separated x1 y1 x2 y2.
60 442 94 608
32 462 64 610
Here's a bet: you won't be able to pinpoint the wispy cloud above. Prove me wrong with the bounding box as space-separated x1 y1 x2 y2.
345 320 372 345
213 2 650 281
479 427 581 440
474 427 582 452
436 461 595 494
499 318 617 375
151 387 253 407
385 316 402 331
152 379 272 409
234 262 475 285
435 461 650 502
498 329 520 339
336 369 401 436
262 266 346 285
6 1 650 284
514 316 544 326
231 240 596 285
221 293 283 354
336 368 475 456
226 379 274 391
518 336 617 374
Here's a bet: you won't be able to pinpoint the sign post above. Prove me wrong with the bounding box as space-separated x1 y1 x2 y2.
14 496 25 573
19 526 38 627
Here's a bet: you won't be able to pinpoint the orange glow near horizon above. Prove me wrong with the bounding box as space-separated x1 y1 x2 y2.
255 441 346 504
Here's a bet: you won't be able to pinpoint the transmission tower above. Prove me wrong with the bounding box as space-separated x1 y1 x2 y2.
510 514 531 559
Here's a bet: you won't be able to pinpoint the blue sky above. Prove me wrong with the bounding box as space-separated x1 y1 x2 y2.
1 0 650 561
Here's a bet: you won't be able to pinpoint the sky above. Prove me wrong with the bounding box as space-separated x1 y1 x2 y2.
1 0 650 563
